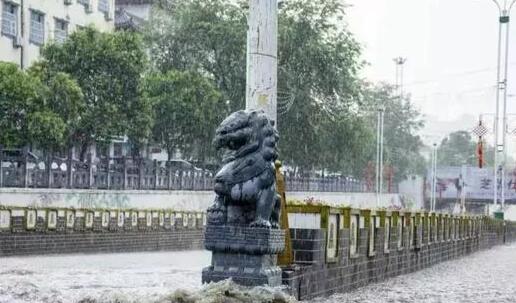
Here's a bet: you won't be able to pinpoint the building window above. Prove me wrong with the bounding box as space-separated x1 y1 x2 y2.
96 144 109 158
78 0 91 12
98 0 110 16
30 10 44 45
1 2 17 37
113 143 123 157
54 19 68 43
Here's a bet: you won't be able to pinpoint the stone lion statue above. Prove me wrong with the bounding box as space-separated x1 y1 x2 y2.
207 109 281 228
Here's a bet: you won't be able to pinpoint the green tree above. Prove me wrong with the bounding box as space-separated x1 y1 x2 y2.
142 70 224 162
0 62 66 149
277 0 365 174
437 130 496 167
146 0 247 112
29 65 85 151
362 83 426 182
38 27 151 159
146 0 368 174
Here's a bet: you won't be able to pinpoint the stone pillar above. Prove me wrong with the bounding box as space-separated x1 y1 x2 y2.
202 225 285 286
246 0 278 125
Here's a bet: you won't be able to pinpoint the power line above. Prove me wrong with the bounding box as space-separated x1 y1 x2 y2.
410 85 496 100
403 62 516 87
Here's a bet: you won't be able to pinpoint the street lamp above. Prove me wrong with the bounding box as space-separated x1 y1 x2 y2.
430 143 438 212
490 0 516 211
376 106 385 207
393 57 407 100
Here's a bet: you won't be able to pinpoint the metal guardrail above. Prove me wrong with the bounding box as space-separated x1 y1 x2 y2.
285 177 369 193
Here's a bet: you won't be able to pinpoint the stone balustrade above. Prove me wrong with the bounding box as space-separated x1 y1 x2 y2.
283 204 516 300
0 205 206 256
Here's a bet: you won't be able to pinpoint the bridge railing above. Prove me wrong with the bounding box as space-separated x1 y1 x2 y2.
284 176 369 192
0 149 380 192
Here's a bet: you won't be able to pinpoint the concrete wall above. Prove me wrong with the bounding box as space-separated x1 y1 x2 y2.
0 188 402 211
0 188 214 211
282 212 514 300
287 192 402 209
398 175 424 209
1 0 114 68
0 206 205 256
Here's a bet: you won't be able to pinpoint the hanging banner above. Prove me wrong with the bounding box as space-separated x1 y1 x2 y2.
426 166 516 201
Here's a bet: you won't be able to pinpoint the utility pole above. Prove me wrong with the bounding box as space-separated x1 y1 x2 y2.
246 0 278 125
393 57 407 100
490 0 516 212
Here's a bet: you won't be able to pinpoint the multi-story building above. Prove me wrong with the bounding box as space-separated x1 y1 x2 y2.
0 0 115 69
115 0 155 31
115 0 153 20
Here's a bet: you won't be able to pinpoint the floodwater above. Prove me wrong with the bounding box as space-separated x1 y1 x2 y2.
311 243 516 303
0 250 211 303
0 244 515 303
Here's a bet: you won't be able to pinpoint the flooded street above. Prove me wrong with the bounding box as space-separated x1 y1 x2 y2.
1 244 515 303
0 250 211 303
311 243 516 303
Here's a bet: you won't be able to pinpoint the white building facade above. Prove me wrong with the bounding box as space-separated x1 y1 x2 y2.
116 0 153 21
1 0 115 69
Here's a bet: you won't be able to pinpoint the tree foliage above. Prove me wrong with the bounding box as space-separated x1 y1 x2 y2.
361 83 426 182
0 2 428 184
38 27 151 158
0 62 67 149
28 66 85 149
145 0 370 175
437 130 495 167
277 0 365 174
142 70 224 161
146 0 247 112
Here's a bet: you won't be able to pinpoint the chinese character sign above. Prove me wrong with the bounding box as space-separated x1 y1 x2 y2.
427 166 516 200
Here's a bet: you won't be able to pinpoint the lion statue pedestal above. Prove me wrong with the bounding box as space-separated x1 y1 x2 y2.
202 110 285 287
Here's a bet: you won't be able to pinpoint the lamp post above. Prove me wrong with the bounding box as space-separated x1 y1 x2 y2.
430 143 438 212
490 0 516 211
393 57 407 100
376 106 385 207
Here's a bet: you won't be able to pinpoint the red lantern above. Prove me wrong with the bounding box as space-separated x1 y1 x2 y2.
476 139 484 168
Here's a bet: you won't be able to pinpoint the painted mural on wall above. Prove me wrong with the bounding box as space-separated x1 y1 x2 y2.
64 192 130 209
20 191 131 209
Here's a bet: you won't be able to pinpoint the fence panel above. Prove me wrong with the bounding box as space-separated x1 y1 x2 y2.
0 150 380 193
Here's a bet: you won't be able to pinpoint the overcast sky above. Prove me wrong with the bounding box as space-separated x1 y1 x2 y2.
345 0 516 147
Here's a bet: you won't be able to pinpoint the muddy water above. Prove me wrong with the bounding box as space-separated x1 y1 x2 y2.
310 243 516 303
0 251 210 303
1 244 515 303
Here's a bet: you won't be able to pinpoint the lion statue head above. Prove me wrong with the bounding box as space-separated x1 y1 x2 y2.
214 109 279 165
